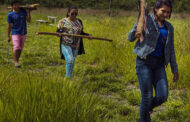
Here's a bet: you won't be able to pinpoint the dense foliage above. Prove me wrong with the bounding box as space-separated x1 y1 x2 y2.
1 0 190 12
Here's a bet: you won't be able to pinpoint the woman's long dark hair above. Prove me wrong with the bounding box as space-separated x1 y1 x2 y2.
66 6 78 17
154 0 173 18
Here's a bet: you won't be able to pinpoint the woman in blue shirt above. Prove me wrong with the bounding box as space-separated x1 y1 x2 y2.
128 0 179 121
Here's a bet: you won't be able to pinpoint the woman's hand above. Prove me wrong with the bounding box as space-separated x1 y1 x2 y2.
173 72 179 82
135 32 144 43
57 34 62 37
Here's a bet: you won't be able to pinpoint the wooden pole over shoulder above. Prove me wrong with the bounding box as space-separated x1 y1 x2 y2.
7 4 40 10
36 32 113 42
135 0 147 42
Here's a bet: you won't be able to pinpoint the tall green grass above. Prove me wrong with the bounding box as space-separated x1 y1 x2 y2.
0 69 101 122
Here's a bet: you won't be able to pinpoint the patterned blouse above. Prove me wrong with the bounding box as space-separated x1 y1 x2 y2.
57 18 82 49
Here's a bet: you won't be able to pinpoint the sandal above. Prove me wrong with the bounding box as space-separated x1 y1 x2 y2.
15 63 21 68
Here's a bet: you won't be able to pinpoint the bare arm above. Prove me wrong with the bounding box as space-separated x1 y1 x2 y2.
170 26 179 82
7 23 12 42
26 9 31 22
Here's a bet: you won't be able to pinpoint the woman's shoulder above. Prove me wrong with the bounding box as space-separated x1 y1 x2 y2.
77 18 82 23
59 18 67 21
164 21 174 30
165 20 173 27
58 18 67 23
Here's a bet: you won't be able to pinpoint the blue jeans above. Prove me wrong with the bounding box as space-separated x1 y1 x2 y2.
136 56 168 122
61 45 78 78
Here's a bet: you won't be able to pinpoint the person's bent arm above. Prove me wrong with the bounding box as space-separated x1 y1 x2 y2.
26 9 31 22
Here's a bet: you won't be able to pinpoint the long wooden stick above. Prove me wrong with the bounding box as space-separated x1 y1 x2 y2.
6 42 10 64
135 0 147 42
7 4 40 10
36 32 113 42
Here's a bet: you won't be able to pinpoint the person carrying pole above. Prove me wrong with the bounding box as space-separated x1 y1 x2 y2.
57 6 91 79
7 0 32 68
128 0 179 121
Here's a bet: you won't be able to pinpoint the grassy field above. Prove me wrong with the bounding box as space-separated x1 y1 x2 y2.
0 8 190 122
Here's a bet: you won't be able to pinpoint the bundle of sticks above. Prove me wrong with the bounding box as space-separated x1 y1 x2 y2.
135 0 148 42
7 4 40 11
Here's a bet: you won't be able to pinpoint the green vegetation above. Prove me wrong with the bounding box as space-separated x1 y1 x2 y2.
1 0 190 12
0 8 190 121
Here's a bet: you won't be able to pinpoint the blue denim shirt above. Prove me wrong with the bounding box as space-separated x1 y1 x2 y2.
128 13 178 73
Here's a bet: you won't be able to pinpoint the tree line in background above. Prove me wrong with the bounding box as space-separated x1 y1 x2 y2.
0 0 190 12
